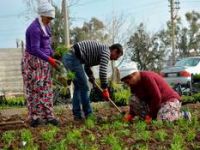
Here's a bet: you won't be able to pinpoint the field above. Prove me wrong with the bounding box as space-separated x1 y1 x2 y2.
0 103 200 150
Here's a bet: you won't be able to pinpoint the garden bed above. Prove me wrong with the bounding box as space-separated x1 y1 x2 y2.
0 103 200 150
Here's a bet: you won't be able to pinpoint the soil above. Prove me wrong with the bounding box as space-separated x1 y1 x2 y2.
0 103 200 150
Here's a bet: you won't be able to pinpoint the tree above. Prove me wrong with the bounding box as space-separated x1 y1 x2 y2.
70 17 109 43
127 23 166 71
185 11 200 54
51 5 65 48
158 11 200 59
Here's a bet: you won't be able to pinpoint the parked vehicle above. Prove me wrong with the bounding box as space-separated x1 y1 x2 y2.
160 57 200 86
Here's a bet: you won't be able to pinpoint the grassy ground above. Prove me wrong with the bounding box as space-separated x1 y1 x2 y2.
0 103 200 150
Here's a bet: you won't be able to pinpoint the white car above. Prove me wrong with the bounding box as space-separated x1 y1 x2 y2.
160 57 200 85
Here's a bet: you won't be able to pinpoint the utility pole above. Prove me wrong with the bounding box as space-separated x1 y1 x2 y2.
169 0 180 65
62 0 70 48
111 0 116 83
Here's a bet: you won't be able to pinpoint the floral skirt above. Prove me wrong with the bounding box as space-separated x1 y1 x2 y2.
157 99 181 121
21 52 54 120
129 96 181 121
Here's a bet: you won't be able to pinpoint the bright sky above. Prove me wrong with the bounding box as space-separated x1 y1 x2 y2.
0 0 199 48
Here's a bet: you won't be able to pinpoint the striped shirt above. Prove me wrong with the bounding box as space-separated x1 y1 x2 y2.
73 40 110 88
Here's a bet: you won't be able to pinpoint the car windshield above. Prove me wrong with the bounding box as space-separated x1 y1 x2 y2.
175 58 200 67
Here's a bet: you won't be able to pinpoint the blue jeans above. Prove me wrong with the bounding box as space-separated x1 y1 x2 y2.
62 52 92 118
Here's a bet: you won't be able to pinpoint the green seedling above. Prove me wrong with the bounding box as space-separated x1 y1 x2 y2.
87 133 96 142
2 130 15 145
136 130 151 142
154 130 167 142
131 143 148 150
135 121 147 132
151 120 163 129
170 133 184 150
103 134 122 150
67 71 76 81
186 129 196 142
21 129 33 144
66 129 82 144
48 139 67 150
85 118 95 129
55 45 69 57
116 129 130 137
41 126 59 142
112 120 125 129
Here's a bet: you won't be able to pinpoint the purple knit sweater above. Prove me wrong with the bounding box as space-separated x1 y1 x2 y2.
25 18 53 61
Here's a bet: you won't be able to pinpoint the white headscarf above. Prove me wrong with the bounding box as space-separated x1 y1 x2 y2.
118 61 138 80
37 1 55 18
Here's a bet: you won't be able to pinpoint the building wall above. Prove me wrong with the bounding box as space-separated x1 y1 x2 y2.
0 48 23 95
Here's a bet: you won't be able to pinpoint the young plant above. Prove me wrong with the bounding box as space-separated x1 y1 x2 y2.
186 129 196 142
176 118 189 132
151 120 163 129
85 117 95 129
111 120 124 129
116 129 130 137
132 144 149 150
67 71 76 81
55 45 69 58
103 134 122 150
154 130 167 142
48 139 67 150
2 130 15 145
135 121 147 132
170 133 184 150
21 129 33 144
66 129 82 144
87 133 96 142
41 126 59 142
136 130 151 142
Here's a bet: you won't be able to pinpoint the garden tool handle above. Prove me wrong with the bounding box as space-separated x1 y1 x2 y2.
94 82 122 113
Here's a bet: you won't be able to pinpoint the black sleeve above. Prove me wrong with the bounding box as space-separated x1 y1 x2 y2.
84 65 94 78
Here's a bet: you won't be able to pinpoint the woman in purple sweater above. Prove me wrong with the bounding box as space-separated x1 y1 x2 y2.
22 2 60 127
119 62 191 122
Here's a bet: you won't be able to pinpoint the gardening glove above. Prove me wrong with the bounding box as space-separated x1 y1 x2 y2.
48 57 61 69
102 88 110 101
145 115 152 124
123 114 134 122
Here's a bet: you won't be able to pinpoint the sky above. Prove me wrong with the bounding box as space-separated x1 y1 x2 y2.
0 0 199 48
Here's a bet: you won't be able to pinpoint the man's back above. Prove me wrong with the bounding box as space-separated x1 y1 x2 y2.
73 40 110 66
